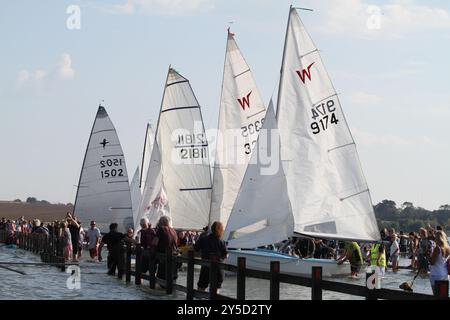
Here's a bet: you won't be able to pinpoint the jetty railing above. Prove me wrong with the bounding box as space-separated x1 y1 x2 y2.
125 244 449 301
0 230 67 271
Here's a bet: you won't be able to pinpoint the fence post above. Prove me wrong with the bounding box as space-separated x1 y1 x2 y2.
434 281 449 300
166 251 174 295
270 261 280 300
237 257 246 300
149 251 156 289
186 249 194 300
126 243 131 283
311 266 323 300
135 244 142 285
209 254 219 300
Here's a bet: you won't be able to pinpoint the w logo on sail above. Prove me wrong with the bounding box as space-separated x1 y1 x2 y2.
238 91 252 111
296 62 315 84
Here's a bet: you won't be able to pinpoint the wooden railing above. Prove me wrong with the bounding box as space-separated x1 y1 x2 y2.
0 230 67 271
125 243 449 300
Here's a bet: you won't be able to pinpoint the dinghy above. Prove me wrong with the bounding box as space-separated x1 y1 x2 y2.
224 7 380 277
74 105 133 233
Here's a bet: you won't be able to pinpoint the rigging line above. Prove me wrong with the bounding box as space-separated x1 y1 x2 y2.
0 264 26 275
339 189 369 202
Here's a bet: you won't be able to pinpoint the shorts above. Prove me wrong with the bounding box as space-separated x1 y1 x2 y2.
390 255 399 264
430 275 449 286
89 247 98 258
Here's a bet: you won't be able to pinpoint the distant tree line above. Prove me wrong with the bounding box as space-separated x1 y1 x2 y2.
374 200 450 233
12 197 72 206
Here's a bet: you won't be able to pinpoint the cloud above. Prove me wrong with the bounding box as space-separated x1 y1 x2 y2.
314 0 450 38
17 53 74 88
102 0 215 16
58 53 75 79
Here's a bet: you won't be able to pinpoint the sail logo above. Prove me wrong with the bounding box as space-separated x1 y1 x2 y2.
296 62 315 84
237 91 252 110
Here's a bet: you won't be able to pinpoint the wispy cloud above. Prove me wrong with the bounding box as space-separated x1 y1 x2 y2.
314 0 450 39
17 53 75 88
101 0 215 16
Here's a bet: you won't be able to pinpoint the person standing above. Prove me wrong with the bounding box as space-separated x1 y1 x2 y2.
139 218 157 282
418 228 435 276
154 216 178 285
60 221 72 262
98 223 134 278
389 234 400 272
194 221 228 292
337 241 364 278
430 231 450 293
86 221 101 261
370 242 386 277
66 213 81 262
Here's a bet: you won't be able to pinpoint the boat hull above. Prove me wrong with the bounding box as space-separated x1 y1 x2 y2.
225 249 350 277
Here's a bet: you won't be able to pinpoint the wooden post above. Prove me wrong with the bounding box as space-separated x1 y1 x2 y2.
237 257 246 300
149 250 156 289
209 254 219 300
434 280 449 299
135 244 142 285
311 266 323 300
186 249 195 300
126 243 131 283
270 261 280 300
166 251 174 294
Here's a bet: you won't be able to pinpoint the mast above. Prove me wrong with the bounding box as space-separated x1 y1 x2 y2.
275 5 292 119
139 122 151 188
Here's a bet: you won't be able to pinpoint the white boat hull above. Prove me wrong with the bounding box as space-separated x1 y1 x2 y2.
225 249 350 277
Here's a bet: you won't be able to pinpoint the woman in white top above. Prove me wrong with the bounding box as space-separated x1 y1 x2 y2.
429 230 450 293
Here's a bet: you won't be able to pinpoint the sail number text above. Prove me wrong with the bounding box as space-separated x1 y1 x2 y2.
177 133 208 159
242 118 264 155
310 99 339 135
100 158 124 178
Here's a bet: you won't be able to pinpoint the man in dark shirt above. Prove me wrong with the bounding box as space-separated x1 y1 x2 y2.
66 213 80 262
194 221 228 292
154 216 178 284
99 223 134 278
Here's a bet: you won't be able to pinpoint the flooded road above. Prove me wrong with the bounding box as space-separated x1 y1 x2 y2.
0 245 433 300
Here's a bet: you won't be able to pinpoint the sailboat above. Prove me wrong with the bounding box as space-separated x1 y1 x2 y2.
138 67 212 230
131 123 155 230
209 29 267 227
224 7 380 277
73 105 133 233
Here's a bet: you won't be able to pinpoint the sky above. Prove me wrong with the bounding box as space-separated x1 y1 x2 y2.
0 0 449 210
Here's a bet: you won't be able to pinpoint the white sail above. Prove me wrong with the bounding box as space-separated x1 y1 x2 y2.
74 106 133 233
135 141 167 231
224 102 294 248
276 8 379 241
210 30 267 227
155 67 212 230
139 123 155 192
130 166 141 229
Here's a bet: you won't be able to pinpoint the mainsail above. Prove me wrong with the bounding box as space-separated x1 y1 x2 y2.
224 102 294 248
155 67 212 230
74 106 133 233
139 123 155 191
276 8 379 241
209 30 267 227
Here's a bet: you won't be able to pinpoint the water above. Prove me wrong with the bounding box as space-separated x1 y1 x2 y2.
0 245 434 300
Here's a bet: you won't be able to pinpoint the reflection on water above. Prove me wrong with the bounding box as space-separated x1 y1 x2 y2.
0 246 433 300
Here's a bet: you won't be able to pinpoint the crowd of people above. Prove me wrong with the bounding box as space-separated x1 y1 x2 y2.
1 215 448 292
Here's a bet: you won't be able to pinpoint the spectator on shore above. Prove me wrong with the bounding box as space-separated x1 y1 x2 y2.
389 234 400 272
154 216 178 286
66 213 81 262
408 232 419 270
417 228 435 276
337 241 364 278
430 231 450 293
60 221 72 262
139 218 156 282
194 221 228 293
86 221 101 261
